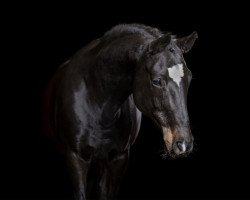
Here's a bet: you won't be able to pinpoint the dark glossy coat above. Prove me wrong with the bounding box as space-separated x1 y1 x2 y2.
43 24 197 200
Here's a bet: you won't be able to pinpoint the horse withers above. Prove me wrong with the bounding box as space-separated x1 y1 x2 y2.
42 24 198 200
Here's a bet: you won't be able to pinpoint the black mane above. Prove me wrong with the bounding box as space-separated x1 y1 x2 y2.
103 23 163 41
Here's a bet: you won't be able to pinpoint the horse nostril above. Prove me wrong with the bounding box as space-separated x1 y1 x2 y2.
176 141 186 153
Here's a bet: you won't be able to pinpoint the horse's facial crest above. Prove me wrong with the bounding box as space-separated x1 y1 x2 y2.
133 32 197 158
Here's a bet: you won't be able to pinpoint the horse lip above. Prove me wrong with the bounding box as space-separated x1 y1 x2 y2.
162 126 174 146
162 126 177 156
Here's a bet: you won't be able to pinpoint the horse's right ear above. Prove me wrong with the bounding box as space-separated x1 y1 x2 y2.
148 33 171 55
175 31 198 53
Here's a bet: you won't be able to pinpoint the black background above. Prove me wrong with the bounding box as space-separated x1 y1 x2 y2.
1 2 250 199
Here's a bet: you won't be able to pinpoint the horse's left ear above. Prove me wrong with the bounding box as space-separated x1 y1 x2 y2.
176 31 198 53
148 33 171 55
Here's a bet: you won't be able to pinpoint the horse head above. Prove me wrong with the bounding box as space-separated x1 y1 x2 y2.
133 31 198 158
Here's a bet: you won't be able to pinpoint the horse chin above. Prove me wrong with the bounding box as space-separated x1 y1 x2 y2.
163 142 191 159
162 144 175 158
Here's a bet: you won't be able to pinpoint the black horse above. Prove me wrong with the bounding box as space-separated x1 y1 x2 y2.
43 24 198 200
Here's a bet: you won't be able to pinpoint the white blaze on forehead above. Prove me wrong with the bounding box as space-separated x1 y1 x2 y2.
181 142 186 152
167 64 184 87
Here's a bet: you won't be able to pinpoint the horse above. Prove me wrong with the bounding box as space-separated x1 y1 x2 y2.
42 23 198 200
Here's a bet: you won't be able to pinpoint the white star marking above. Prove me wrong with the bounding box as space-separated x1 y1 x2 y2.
167 64 184 87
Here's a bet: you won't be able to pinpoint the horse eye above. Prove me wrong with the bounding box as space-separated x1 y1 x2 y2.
169 48 175 53
152 78 162 87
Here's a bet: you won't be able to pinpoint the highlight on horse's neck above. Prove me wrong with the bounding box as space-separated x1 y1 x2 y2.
89 44 144 99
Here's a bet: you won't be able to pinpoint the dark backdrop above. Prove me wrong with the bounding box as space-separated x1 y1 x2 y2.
2 2 250 199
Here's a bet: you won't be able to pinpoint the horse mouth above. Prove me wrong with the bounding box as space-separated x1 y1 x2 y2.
162 146 188 159
161 126 192 158
162 126 173 146
162 144 190 159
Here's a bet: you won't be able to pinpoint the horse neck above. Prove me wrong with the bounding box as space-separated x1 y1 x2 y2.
83 39 144 124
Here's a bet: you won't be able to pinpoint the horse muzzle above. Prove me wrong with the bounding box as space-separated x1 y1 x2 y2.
162 126 193 157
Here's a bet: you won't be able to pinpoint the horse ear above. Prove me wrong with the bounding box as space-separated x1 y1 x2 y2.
148 33 171 55
176 31 198 53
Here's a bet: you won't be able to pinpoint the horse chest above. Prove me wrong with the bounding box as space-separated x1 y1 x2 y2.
79 97 141 156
